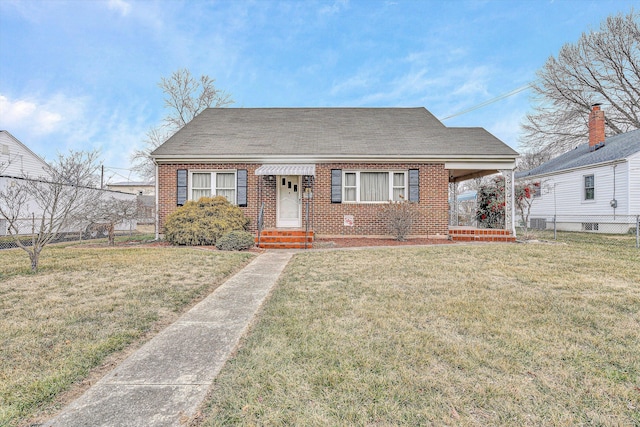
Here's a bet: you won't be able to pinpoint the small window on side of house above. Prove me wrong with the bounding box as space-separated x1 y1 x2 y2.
584 175 595 200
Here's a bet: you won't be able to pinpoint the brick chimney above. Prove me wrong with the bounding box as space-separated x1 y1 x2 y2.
589 104 605 148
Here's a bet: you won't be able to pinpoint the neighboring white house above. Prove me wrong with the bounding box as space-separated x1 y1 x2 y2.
0 130 49 178
106 181 155 196
0 131 138 237
516 106 640 234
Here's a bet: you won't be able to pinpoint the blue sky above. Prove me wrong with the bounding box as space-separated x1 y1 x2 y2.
0 0 636 182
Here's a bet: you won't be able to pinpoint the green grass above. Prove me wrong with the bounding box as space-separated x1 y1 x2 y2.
201 239 640 426
0 244 254 427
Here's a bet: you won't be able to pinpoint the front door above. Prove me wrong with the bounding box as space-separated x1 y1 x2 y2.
277 175 301 228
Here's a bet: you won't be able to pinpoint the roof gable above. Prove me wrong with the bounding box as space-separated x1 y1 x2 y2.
151 107 518 161
517 129 640 178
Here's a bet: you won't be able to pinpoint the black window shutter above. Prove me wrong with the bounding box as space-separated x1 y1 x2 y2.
237 169 248 207
177 169 187 206
408 169 419 202
331 169 342 203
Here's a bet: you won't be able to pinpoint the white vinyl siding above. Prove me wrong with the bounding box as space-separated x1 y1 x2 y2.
343 171 407 203
189 171 236 204
522 161 633 218
0 131 49 178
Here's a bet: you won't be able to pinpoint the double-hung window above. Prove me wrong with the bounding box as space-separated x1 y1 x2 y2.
190 171 236 204
584 174 595 201
343 171 407 202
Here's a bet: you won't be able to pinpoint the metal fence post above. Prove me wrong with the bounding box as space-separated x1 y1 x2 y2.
636 215 639 249
553 215 557 240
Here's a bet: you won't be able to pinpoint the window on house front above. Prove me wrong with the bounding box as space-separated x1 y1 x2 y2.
584 175 595 200
190 171 236 203
342 171 407 202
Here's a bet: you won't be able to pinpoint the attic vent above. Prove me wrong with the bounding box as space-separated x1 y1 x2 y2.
1 144 9 155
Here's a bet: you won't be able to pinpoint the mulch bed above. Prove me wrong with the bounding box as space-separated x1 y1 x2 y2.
313 237 453 248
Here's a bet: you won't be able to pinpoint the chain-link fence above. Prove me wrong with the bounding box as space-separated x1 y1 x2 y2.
519 214 640 248
0 215 153 250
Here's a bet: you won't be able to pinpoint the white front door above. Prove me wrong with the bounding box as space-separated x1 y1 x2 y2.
277 175 301 228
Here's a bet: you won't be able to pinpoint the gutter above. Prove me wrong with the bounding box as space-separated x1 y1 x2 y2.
516 158 629 181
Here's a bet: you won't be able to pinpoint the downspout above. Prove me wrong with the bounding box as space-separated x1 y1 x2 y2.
154 162 159 241
612 164 616 220
510 169 516 237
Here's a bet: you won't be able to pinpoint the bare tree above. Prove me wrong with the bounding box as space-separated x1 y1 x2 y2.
521 10 640 155
132 69 234 179
0 150 102 272
84 196 140 245
515 181 541 238
516 150 554 172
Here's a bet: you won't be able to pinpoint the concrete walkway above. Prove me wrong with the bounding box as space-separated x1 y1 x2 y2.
44 251 294 427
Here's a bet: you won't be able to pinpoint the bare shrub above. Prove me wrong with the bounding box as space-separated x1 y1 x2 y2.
380 199 419 241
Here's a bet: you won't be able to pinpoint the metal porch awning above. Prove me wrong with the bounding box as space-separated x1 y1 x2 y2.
254 164 316 176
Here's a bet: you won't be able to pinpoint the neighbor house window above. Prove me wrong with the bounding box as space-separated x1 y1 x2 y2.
343 171 407 203
190 171 236 203
584 174 595 200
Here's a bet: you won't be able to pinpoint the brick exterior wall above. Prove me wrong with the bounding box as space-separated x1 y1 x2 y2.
157 162 449 237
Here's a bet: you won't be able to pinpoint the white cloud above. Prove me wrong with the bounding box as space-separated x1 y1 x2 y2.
0 94 63 135
108 0 131 16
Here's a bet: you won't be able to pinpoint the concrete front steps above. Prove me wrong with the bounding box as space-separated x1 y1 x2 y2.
449 227 516 243
257 229 314 249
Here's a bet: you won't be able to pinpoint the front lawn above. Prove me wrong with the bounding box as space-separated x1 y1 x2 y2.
201 241 640 426
0 245 254 427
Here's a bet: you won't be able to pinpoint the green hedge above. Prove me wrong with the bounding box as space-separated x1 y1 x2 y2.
164 197 249 245
216 230 256 251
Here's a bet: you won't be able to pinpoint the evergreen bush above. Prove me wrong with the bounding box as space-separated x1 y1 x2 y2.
164 196 249 245
216 230 256 251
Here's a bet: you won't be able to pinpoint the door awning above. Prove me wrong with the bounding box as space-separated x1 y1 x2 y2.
254 164 316 176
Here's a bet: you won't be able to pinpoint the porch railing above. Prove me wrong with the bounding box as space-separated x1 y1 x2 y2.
256 202 265 248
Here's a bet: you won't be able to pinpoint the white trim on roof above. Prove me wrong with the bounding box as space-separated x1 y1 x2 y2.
255 164 316 176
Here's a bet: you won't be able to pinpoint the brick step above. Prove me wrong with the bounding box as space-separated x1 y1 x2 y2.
256 229 314 249
450 235 516 243
258 242 312 249
449 228 512 236
257 236 314 243
259 230 314 237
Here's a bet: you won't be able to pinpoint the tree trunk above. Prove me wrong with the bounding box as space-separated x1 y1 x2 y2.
29 251 39 273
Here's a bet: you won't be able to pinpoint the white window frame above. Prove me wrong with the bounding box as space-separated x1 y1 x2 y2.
583 174 595 202
342 170 408 203
188 170 237 204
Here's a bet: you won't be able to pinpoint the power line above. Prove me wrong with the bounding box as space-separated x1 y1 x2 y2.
439 83 533 121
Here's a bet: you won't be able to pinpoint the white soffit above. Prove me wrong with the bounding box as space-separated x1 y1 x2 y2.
254 164 316 176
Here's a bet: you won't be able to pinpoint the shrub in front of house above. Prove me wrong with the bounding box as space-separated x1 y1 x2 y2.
164 196 249 245
380 198 419 241
216 230 256 251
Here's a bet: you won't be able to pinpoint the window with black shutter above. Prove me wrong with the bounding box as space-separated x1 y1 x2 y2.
331 169 342 203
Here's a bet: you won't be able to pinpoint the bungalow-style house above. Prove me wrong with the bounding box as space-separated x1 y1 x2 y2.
151 108 519 247
516 105 640 233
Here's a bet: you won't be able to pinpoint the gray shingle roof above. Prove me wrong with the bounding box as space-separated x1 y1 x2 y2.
151 107 518 161
517 129 640 179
